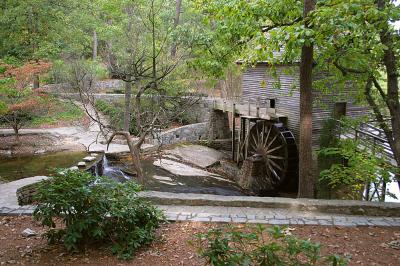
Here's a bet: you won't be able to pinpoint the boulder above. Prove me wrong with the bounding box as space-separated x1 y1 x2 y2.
166 144 226 168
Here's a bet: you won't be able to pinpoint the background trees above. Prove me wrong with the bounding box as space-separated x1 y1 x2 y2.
193 0 400 197
0 61 51 141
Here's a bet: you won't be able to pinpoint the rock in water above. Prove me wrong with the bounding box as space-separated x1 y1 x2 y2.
153 159 234 183
166 144 226 168
83 156 96 162
21 228 37 237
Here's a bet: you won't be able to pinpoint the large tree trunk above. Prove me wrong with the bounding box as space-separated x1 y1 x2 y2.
92 30 98 61
124 80 132 132
171 0 182 57
298 0 316 198
377 0 400 189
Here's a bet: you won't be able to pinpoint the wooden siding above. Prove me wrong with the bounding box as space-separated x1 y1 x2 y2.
242 65 301 141
241 65 368 148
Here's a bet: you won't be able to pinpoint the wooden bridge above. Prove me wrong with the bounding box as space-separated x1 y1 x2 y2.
211 97 287 121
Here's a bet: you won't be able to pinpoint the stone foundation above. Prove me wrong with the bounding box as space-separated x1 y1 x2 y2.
151 123 208 145
197 139 232 151
208 110 231 140
237 155 277 196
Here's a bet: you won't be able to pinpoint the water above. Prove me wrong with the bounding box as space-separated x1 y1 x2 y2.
102 155 131 182
386 181 400 203
0 151 87 183
102 155 246 196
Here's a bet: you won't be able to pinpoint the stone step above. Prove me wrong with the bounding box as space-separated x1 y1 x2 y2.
139 191 400 217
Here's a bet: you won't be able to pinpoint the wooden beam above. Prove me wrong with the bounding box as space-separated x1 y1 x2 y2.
231 103 236 161
245 117 250 159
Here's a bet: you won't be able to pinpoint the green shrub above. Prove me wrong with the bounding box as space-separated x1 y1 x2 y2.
0 65 6 75
33 170 164 259
193 225 347 266
318 139 394 201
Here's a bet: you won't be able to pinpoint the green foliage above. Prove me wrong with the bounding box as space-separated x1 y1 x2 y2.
193 225 347 266
33 170 164 260
318 138 394 200
0 78 48 133
49 59 109 84
29 99 84 126
95 97 199 135
95 99 124 129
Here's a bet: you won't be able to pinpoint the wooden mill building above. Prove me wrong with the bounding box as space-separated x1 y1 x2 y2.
209 55 367 195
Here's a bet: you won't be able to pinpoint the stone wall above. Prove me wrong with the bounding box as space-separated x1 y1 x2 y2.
151 123 208 145
196 139 232 151
207 110 231 140
43 79 123 93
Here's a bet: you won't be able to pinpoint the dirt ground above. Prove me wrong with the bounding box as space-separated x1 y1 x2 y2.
0 134 85 157
0 216 399 265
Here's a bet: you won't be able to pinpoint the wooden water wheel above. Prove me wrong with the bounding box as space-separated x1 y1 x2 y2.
244 121 298 189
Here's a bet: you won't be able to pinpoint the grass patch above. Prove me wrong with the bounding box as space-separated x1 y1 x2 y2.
29 99 84 127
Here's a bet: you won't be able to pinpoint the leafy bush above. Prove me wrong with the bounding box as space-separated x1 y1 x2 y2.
33 170 164 259
318 139 394 200
193 225 347 266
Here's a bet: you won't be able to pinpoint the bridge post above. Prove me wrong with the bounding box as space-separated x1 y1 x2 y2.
232 103 236 161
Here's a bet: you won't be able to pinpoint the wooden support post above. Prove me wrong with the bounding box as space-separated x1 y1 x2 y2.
237 117 243 163
245 118 250 159
231 103 236 161
256 97 260 117
248 97 251 116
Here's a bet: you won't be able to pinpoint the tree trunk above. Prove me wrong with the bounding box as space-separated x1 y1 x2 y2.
171 0 182 57
92 30 98 61
108 131 144 184
124 80 132 132
377 0 400 190
298 0 316 198
33 74 39 89
13 126 19 143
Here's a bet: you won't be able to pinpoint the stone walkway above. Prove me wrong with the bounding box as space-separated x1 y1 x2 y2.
0 176 49 209
159 205 400 227
1 203 400 227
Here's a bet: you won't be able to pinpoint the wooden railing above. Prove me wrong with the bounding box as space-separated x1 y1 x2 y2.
336 119 395 202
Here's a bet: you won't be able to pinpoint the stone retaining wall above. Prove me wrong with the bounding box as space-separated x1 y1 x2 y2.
196 139 232 151
43 79 123 93
151 123 208 145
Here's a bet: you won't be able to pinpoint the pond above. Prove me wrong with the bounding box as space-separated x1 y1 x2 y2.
0 151 87 183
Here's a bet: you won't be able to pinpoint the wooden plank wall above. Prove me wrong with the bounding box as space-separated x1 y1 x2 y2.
242 65 301 141
241 64 368 148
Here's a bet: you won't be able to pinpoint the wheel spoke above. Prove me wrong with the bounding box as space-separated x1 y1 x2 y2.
268 158 283 172
261 123 265 145
250 142 258 152
266 145 283 155
251 134 258 149
265 134 278 150
263 125 272 148
267 161 280 180
268 155 285 160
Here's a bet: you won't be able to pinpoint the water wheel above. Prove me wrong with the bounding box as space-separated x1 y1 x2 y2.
246 121 298 190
